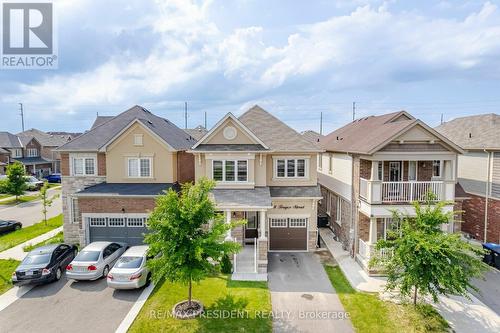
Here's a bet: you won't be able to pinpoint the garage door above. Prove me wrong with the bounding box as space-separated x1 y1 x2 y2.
88 216 149 246
269 217 308 251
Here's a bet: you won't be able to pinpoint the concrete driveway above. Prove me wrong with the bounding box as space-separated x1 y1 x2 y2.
472 267 500 315
0 273 142 333
0 188 61 227
268 252 354 333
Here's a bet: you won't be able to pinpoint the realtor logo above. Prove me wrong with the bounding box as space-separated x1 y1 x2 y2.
1 1 57 69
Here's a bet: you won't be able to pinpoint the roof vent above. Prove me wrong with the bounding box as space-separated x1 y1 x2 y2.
147 120 153 125
468 133 472 139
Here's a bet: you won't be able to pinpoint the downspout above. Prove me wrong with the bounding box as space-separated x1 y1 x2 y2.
484 149 491 242
349 152 357 258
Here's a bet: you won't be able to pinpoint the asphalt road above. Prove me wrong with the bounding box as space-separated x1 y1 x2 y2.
0 274 142 333
472 267 500 315
0 188 62 227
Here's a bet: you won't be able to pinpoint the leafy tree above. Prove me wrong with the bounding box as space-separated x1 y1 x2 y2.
373 196 489 305
6 162 27 202
39 181 60 225
145 178 242 309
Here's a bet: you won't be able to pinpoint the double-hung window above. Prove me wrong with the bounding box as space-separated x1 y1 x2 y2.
72 156 96 176
212 160 247 182
128 158 151 178
336 197 342 224
27 148 39 157
275 158 307 178
11 149 22 158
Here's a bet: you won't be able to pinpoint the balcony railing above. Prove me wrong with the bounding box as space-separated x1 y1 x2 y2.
358 238 393 261
382 181 443 203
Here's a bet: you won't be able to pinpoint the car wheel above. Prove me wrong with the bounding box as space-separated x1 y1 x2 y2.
102 265 109 279
55 267 62 281
145 273 152 287
14 225 21 231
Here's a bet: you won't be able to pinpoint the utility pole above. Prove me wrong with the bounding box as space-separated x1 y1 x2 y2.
440 113 444 125
184 102 188 129
352 101 356 121
19 103 25 132
204 111 207 129
319 112 323 135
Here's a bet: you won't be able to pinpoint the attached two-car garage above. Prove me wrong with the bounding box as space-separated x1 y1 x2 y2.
269 217 308 251
86 214 149 246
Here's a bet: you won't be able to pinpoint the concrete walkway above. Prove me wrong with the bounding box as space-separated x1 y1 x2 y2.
0 226 63 260
319 228 500 333
268 252 354 333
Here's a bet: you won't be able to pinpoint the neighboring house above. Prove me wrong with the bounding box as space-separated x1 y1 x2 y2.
301 130 323 145
318 111 463 275
437 113 500 243
188 105 323 276
0 131 23 174
17 128 74 177
56 105 197 246
184 125 208 141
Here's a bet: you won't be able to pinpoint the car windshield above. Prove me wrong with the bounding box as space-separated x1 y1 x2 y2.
114 256 143 269
22 254 51 265
74 251 100 262
27 176 38 182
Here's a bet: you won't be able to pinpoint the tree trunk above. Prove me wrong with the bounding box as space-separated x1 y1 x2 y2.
188 278 192 307
413 286 418 306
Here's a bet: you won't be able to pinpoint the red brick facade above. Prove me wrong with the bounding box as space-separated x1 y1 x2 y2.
461 193 500 243
360 159 371 179
78 197 156 225
97 153 106 176
61 153 69 176
358 212 370 242
177 151 195 184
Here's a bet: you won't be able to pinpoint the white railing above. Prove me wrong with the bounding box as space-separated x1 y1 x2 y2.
358 238 371 259
233 237 237 272
254 238 257 273
375 247 394 261
382 181 443 203
358 238 393 261
360 178 368 200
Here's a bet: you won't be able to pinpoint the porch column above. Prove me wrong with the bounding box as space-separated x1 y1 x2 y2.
259 210 266 239
371 161 379 180
368 217 377 244
224 210 232 241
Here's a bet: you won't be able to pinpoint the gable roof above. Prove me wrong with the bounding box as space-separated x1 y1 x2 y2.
184 125 208 141
301 130 324 149
57 105 196 152
320 111 462 154
436 113 500 150
0 132 22 148
17 128 70 147
91 116 114 130
238 105 323 152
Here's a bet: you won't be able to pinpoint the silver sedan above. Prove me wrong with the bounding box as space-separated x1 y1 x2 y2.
107 245 151 289
66 242 127 281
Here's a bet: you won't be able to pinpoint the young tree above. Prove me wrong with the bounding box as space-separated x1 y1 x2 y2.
6 162 27 202
373 196 489 305
145 178 242 315
39 181 60 225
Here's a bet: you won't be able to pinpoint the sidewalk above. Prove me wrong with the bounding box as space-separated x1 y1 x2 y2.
0 226 63 260
319 228 500 333
0 186 61 203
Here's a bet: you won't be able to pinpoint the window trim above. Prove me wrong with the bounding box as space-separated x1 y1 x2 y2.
269 218 288 228
11 148 22 158
27 148 39 157
211 159 248 183
432 160 442 178
70 154 97 176
335 197 342 225
289 217 307 228
328 154 333 174
133 134 144 146
273 157 309 179
127 157 153 178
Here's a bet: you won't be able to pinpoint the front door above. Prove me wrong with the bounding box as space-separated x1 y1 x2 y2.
389 162 402 182
244 212 258 241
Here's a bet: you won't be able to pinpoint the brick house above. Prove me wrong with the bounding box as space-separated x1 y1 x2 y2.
317 111 463 275
437 113 500 243
188 105 323 278
56 105 196 246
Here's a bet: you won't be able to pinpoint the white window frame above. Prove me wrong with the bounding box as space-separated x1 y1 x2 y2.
108 217 126 227
69 197 78 224
335 197 342 225
432 160 442 178
318 153 323 170
133 134 143 146
11 148 22 158
328 154 333 174
211 159 248 182
89 217 106 227
127 217 146 227
274 157 309 179
408 161 417 181
70 154 97 176
289 218 307 228
269 217 288 228
127 157 153 178
326 192 332 216
378 161 383 181
27 148 39 157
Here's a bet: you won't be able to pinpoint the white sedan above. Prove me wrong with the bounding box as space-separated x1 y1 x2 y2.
107 245 151 289
66 242 127 280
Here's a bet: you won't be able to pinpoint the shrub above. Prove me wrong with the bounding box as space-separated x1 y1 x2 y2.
220 254 233 274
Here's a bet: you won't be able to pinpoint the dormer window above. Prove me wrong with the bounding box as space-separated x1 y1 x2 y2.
134 134 143 146
27 148 39 157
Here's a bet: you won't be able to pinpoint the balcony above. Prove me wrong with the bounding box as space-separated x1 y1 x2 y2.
358 238 393 262
360 178 455 204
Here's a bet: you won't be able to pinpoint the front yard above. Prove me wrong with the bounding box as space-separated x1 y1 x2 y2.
129 274 272 333
0 195 39 205
324 265 449 333
23 231 64 252
0 259 20 295
0 214 62 252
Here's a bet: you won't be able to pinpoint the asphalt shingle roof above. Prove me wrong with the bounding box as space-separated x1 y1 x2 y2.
17 128 70 147
184 126 208 141
0 132 22 148
436 114 500 150
76 182 178 196
211 187 272 208
238 105 323 152
270 185 322 198
195 144 267 151
57 105 197 151
91 116 114 130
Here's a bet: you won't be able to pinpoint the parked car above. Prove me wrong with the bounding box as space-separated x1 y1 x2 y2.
66 242 127 281
107 245 151 289
44 173 61 183
12 244 78 286
482 243 500 270
0 220 22 234
25 176 44 191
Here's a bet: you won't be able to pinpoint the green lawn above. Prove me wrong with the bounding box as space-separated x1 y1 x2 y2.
23 231 64 252
0 194 10 200
0 259 20 295
0 194 39 205
0 214 63 252
129 274 272 333
324 265 449 333
47 183 61 189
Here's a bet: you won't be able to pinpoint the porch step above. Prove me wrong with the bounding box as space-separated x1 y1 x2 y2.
231 273 268 281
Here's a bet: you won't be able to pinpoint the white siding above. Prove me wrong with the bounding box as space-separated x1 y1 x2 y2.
457 152 489 183
318 153 352 201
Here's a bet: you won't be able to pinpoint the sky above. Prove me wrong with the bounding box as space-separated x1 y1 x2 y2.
1 0 500 135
